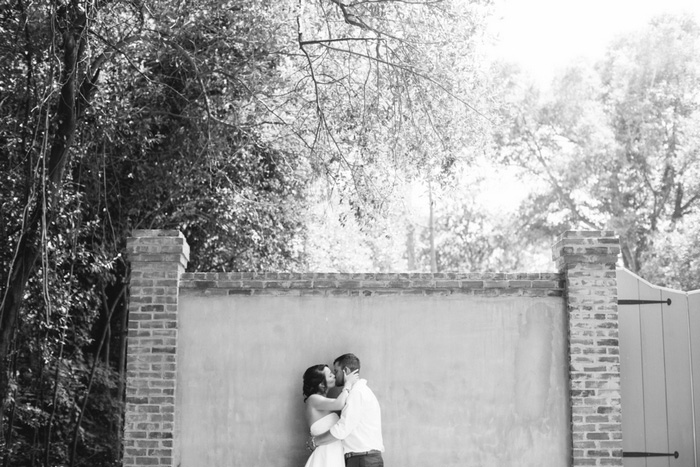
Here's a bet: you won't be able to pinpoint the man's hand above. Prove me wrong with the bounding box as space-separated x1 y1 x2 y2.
344 369 360 389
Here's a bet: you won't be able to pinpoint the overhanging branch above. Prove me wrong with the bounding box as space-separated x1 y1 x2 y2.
318 43 491 122
300 36 382 46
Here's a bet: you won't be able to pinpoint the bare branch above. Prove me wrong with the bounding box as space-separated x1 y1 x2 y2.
350 0 445 5
519 118 600 230
300 36 383 46
318 43 492 122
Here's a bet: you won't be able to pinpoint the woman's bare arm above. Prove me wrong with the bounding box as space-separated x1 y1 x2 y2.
307 387 351 411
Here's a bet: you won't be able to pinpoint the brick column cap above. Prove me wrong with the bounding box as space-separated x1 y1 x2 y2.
126 230 190 268
551 230 620 269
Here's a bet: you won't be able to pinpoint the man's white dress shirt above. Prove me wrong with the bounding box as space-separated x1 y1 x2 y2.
329 379 384 454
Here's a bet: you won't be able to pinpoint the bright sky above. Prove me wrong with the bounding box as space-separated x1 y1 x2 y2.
478 0 700 212
487 0 700 83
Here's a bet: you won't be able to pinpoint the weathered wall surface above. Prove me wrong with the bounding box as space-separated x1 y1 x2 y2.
124 230 625 467
176 282 569 467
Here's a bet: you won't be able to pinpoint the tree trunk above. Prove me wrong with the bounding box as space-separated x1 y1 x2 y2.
0 23 81 434
104 324 110 365
1 350 19 467
44 335 65 467
69 284 124 467
115 286 129 459
428 181 437 273
0 234 42 430
406 223 416 271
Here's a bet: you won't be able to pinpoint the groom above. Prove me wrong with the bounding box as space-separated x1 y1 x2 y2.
310 353 384 466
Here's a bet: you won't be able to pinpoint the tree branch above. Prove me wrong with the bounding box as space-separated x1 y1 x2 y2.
318 43 491 121
520 121 600 230
300 36 382 46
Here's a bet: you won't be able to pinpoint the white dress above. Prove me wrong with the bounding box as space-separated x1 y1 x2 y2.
304 413 344 467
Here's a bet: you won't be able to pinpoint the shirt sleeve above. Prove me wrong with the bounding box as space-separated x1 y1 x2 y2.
329 382 364 439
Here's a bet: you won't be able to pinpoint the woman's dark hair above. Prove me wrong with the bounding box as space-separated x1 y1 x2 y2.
302 364 329 401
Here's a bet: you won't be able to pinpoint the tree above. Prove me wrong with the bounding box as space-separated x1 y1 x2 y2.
639 214 700 290
407 159 553 273
492 14 700 280
1 0 306 464
291 0 495 207
1 0 497 463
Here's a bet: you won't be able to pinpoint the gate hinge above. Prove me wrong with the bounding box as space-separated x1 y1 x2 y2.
623 451 679 458
617 298 672 306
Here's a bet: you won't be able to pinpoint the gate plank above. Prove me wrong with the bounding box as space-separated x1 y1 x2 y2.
618 269 646 467
662 290 695 466
637 278 671 467
688 291 700 467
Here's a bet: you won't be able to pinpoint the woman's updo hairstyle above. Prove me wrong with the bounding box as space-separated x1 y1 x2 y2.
302 364 328 401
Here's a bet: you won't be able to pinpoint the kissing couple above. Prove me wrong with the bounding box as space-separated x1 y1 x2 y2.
302 353 384 467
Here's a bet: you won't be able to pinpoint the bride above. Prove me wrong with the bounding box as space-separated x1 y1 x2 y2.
302 364 359 467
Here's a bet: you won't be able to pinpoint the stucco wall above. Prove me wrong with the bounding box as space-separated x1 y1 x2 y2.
123 230 625 467
176 291 569 467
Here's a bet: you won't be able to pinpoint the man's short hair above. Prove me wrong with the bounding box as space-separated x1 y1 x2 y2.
334 353 360 372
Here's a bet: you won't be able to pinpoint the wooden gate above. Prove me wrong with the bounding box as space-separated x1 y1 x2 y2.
618 268 700 466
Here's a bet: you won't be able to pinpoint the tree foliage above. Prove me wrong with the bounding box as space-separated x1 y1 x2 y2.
492 14 700 286
0 0 303 464
292 0 495 207
1 0 496 464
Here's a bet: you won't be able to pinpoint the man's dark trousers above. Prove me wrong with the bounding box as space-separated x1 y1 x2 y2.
345 452 383 467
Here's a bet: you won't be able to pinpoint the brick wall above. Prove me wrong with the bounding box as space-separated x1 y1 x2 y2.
552 231 623 466
123 229 625 466
123 230 189 467
178 271 563 297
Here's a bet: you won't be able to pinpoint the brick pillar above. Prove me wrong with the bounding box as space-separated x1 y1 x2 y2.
123 230 189 467
552 231 622 466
